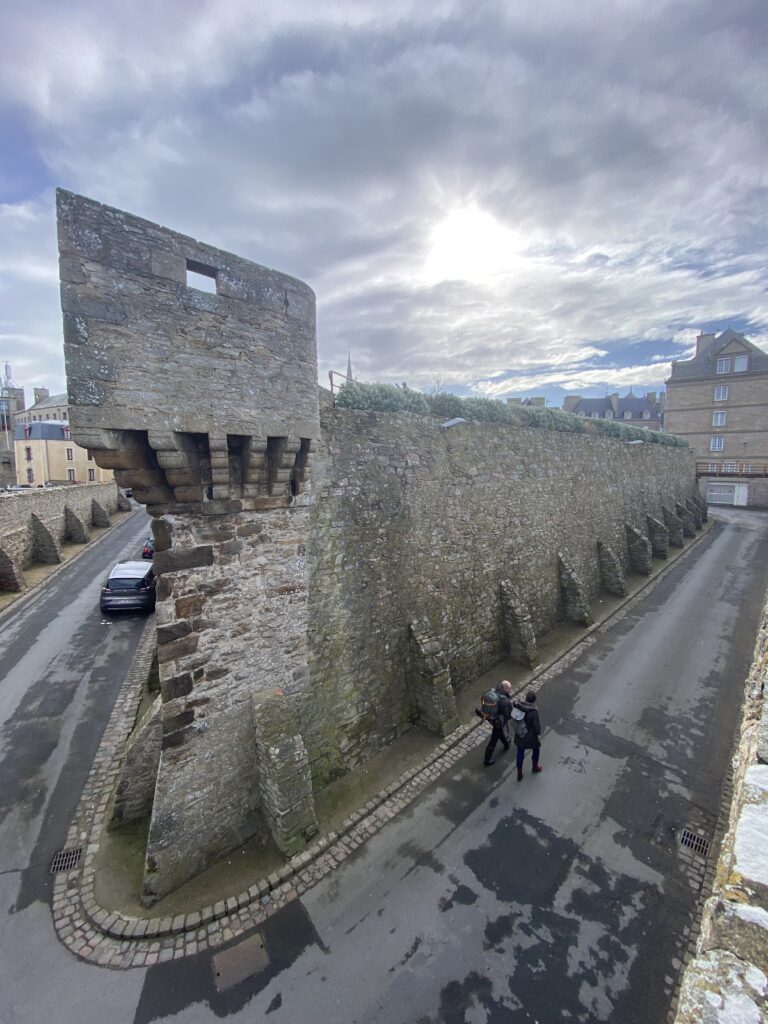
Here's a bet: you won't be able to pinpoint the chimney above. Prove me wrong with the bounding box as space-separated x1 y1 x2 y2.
696 333 717 355
33 387 50 405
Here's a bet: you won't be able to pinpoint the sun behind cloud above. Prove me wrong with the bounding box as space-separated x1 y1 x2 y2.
423 204 525 284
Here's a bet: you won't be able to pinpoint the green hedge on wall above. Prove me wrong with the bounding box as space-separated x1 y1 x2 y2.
334 381 688 448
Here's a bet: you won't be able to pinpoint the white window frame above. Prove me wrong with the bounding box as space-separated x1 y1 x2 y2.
604 410 613 420
67 468 75 481
714 384 729 401
733 354 749 372
642 410 651 420
723 462 738 473
712 411 726 426
623 410 631 420
66 447 74 461
710 435 725 452
716 357 731 374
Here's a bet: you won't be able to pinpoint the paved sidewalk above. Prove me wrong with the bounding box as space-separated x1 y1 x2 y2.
51 523 716 968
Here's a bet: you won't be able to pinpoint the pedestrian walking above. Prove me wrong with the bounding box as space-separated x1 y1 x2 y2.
513 690 542 781
483 679 513 767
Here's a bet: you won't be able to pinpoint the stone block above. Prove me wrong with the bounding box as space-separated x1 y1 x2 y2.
156 633 199 665
154 545 214 574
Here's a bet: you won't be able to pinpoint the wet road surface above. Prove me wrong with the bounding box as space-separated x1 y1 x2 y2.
2 508 768 1023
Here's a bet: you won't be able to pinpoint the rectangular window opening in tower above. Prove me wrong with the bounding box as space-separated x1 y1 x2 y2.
186 259 218 294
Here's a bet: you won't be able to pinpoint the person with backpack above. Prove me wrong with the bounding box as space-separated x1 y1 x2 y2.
481 679 513 767
513 690 542 781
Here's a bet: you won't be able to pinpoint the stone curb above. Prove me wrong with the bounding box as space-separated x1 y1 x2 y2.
0 504 139 625
51 520 716 967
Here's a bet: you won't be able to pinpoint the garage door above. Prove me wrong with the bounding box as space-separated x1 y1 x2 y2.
707 484 736 505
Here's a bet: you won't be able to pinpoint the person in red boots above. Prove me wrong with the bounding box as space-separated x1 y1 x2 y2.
513 690 542 781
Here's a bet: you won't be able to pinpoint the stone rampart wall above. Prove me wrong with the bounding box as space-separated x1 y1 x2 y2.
674 594 768 1022
0 482 123 591
300 408 698 783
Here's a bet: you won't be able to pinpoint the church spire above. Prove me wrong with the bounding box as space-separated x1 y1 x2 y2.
346 349 353 380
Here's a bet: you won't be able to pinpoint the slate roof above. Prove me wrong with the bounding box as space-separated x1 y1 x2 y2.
15 422 70 441
667 330 768 381
22 392 68 413
568 392 661 420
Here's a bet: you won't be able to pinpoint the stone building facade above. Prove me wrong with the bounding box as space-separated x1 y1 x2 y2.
665 330 768 508
14 389 70 425
15 421 113 486
58 191 702 902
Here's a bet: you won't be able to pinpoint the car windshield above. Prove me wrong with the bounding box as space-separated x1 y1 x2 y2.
107 578 145 590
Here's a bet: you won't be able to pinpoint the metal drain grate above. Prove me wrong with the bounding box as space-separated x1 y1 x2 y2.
50 847 82 874
680 830 709 858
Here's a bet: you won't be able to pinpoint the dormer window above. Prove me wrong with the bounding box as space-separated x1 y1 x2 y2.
642 410 651 420
605 410 613 419
63 427 71 440
716 357 731 374
734 354 749 372
623 411 631 420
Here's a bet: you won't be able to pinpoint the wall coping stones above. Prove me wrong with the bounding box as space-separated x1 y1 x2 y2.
50 521 714 968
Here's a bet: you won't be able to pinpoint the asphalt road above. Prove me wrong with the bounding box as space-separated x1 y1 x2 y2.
2 507 768 1024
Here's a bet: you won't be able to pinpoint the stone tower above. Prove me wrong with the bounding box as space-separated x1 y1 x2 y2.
58 190 320 901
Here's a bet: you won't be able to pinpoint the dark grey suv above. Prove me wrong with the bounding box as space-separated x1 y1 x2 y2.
100 561 157 613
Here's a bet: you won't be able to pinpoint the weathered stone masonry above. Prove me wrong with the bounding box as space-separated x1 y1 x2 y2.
59 191 701 902
0 481 122 591
58 190 320 901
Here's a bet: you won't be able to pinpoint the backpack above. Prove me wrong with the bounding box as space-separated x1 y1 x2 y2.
510 707 528 740
478 688 501 723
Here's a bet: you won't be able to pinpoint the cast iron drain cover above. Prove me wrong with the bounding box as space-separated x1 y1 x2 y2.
680 829 710 858
212 933 270 992
50 847 82 873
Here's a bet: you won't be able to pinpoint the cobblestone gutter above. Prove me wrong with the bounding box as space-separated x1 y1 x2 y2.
673 594 768 1023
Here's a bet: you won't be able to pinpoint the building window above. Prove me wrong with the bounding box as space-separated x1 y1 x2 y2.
743 464 753 474
707 463 720 472
734 354 749 372
66 448 74 461
62 412 68 420
605 410 613 419
591 411 599 419
67 469 75 481
87 450 94 461
63 427 70 440
623 411 631 420
27 467 35 484
712 411 726 426
88 468 95 482
723 462 738 473
716 357 731 374
25 446 33 461
714 384 729 401
710 436 725 452
642 410 651 420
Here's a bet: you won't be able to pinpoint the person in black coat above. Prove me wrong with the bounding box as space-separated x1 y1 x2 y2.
513 690 542 781
484 680 513 767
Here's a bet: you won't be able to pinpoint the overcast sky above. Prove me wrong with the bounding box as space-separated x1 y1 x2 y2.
1 0 766 408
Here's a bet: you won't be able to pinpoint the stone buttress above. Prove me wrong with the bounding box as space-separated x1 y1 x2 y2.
57 190 320 901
